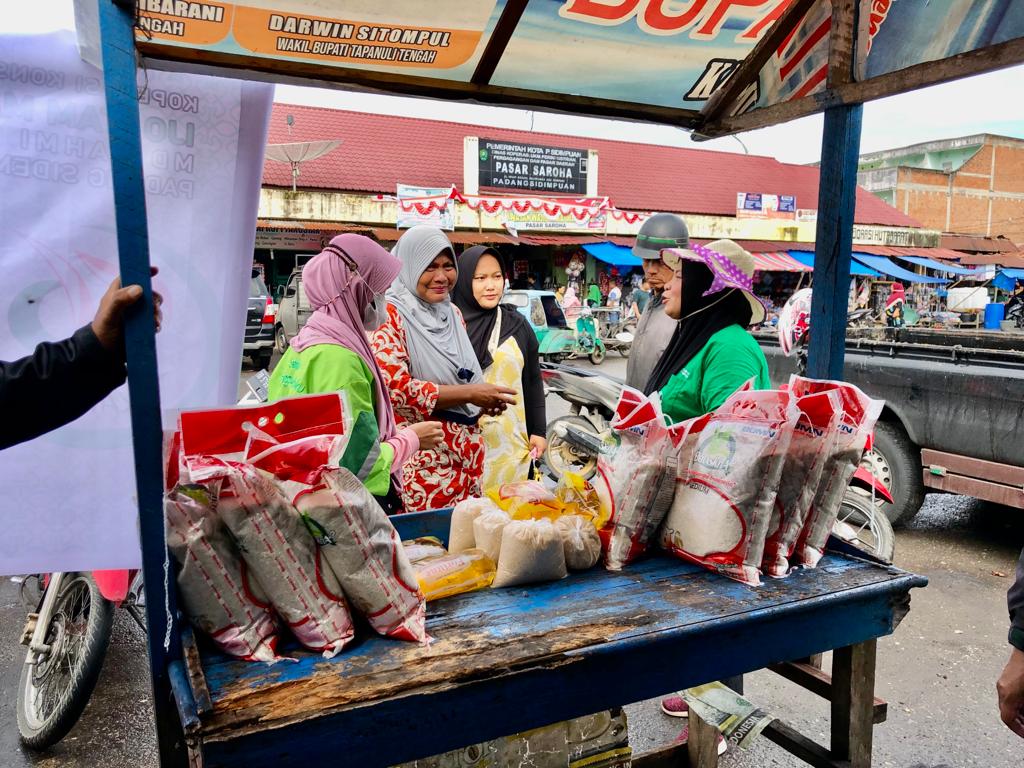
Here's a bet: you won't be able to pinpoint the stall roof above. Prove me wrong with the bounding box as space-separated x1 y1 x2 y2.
851 254 949 284
994 268 1024 292
134 1 1024 138
582 242 642 268
788 250 880 278
959 253 1024 268
262 105 919 227
940 234 1021 254
897 256 983 277
753 252 810 272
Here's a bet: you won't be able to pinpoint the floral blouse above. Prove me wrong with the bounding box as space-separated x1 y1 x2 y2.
371 303 484 513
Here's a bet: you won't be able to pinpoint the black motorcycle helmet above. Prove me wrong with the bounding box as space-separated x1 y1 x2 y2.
632 213 690 260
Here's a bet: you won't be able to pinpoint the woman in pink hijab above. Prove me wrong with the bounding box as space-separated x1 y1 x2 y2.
268 234 442 513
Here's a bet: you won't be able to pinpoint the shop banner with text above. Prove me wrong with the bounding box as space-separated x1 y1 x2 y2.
0 30 273 574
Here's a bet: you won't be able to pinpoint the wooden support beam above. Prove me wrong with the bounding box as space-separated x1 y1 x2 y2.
700 0 818 124
687 711 721 768
807 102 862 380
471 0 529 85
768 661 888 724
698 36 1024 138
763 720 842 768
826 0 858 87
831 640 878 768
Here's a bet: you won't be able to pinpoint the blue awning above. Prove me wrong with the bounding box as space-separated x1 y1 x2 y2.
994 268 1024 292
897 255 983 276
583 242 642 268
851 254 949 284
788 250 881 277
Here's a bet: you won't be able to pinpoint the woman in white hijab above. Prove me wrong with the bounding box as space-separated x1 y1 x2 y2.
372 226 517 513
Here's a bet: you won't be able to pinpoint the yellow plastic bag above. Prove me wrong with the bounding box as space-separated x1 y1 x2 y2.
487 480 565 520
555 472 613 530
413 549 497 602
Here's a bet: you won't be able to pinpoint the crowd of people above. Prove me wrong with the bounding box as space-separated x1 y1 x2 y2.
2 216 1022 743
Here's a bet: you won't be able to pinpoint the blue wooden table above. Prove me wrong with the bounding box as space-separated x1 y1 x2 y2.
168 509 925 768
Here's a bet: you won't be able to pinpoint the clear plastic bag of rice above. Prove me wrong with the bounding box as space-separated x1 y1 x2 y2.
492 519 568 588
403 537 447 564
555 515 602 571
449 496 502 553
473 509 512 563
164 483 280 662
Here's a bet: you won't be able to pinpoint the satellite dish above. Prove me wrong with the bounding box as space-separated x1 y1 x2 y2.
265 140 342 191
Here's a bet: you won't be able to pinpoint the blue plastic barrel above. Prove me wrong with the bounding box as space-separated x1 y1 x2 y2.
984 302 1005 329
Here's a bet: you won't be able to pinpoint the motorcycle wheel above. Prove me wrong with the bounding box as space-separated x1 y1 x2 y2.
17 574 114 750
832 491 896 563
543 415 600 480
589 346 606 365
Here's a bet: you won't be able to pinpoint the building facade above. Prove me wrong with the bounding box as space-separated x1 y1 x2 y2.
858 134 1024 244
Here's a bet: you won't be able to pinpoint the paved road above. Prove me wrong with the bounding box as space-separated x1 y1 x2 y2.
3 354 1023 766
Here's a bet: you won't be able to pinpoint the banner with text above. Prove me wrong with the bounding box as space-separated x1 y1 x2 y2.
0 30 273 574
736 192 796 220
397 184 455 230
478 138 589 195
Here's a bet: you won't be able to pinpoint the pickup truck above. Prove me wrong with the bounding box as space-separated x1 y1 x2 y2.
757 328 1024 525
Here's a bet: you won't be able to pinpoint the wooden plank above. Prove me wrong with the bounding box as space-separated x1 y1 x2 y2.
767 661 887 724
826 0 857 88
471 0 528 85
831 641 877 768
922 471 1024 509
688 711 720 768
698 36 1024 138
763 720 843 768
921 449 1024 486
181 627 214 716
137 44 702 128
98 2 186 766
699 0 818 123
806 103 862 381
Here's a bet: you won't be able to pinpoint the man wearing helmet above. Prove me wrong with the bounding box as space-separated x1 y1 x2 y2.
625 213 690 390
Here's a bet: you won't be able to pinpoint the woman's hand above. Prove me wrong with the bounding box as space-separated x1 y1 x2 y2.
528 434 547 459
410 420 444 451
466 384 517 416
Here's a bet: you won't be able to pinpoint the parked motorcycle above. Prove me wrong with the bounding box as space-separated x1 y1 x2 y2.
16 570 145 749
540 362 896 563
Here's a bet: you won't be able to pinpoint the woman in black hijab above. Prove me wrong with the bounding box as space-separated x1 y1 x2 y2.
643 240 769 422
453 247 546 487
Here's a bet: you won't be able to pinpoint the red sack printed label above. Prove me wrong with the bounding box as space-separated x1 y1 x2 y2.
292 468 429 645
164 483 281 662
761 389 843 578
601 388 684 571
660 389 797 587
193 460 355 657
789 377 884 569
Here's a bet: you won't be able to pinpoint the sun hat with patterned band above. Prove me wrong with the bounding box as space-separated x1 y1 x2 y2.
661 239 767 325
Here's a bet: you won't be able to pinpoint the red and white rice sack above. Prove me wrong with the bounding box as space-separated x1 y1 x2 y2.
164 483 280 662
789 377 884 569
659 389 797 586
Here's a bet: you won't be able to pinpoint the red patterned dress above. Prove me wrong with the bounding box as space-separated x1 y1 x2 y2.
371 303 484 512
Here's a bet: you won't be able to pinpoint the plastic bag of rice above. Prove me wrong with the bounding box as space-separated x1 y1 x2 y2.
403 537 447 564
292 467 428 644
473 508 512 563
164 483 280 662
449 496 502 553
555 515 602 571
761 389 843 578
601 390 683 571
659 389 798 586
492 519 568 588
789 377 884 569
193 460 355 657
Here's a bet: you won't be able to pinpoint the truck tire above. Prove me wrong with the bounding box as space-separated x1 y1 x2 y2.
864 421 925 527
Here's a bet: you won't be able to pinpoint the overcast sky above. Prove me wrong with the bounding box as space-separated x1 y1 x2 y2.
13 0 1024 165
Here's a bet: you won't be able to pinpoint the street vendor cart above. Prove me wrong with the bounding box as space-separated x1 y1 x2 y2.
85 1 1024 766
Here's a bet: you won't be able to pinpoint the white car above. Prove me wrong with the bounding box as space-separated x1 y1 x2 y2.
275 268 312 353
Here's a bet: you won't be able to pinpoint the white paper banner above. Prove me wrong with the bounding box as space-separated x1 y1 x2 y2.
0 30 273 574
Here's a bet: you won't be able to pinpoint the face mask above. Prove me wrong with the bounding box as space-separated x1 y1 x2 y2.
362 293 387 331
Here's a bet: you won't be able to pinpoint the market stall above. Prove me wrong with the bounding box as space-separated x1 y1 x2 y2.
82 1 1024 767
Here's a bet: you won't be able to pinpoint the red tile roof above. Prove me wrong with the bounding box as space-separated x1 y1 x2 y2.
263 104 920 229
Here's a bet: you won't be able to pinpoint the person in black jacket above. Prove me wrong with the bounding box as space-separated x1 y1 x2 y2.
998 547 1024 738
452 246 545 488
1 271 162 450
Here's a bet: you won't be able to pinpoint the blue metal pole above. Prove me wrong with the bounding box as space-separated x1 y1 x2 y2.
97 2 186 764
807 103 863 381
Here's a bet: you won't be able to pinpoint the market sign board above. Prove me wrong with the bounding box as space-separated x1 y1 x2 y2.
397 184 455 230
115 0 1024 136
736 192 796 220
478 138 588 195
